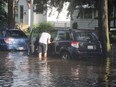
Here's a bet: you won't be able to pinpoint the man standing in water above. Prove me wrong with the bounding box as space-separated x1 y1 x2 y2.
38 30 51 60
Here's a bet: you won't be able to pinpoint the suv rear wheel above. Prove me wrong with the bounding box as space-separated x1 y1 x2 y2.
61 51 71 59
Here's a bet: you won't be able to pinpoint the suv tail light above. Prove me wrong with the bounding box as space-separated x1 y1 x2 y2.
71 41 79 48
4 38 13 44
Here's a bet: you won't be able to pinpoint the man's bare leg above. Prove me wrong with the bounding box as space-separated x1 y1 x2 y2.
44 52 47 58
39 52 42 60
43 52 47 61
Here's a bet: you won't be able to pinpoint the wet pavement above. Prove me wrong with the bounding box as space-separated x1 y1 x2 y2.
0 50 115 87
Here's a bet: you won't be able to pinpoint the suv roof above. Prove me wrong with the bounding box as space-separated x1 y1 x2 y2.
52 28 97 32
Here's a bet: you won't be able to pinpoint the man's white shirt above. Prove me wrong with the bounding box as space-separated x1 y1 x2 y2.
39 32 51 44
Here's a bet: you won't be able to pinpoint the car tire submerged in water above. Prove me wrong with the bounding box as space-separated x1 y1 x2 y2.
61 51 71 59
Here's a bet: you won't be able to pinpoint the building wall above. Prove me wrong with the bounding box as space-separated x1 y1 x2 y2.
18 0 28 24
71 9 98 29
17 0 46 26
17 1 70 28
33 12 47 26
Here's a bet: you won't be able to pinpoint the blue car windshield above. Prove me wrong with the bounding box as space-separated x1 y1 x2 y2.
6 30 27 38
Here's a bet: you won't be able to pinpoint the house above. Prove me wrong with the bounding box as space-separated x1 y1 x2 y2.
16 0 70 30
71 2 116 30
71 5 98 30
16 0 46 30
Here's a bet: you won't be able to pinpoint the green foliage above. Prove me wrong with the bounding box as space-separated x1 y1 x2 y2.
110 31 116 41
25 22 54 36
34 0 98 16
72 22 78 29
34 0 47 13
33 24 39 29
0 0 8 26
39 21 54 32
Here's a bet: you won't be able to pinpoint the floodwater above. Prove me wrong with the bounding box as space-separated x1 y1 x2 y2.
0 51 115 87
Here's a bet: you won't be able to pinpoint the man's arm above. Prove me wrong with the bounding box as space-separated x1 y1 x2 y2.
48 39 51 44
47 33 51 44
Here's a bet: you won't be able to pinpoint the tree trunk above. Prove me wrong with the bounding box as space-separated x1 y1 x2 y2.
8 0 15 29
98 0 111 57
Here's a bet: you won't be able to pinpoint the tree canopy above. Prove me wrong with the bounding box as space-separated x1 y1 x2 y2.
34 0 116 19
34 0 99 14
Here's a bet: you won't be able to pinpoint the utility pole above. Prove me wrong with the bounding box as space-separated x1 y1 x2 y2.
27 0 31 27
30 0 34 33
28 0 34 55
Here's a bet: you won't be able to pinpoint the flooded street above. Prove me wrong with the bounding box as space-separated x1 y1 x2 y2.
0 51 115 87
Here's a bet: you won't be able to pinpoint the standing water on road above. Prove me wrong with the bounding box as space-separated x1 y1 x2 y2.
0 51 114 87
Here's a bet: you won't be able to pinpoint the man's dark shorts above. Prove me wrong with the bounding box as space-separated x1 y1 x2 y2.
38 43 47 53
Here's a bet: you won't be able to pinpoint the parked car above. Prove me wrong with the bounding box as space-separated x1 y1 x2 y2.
109 29 116 43
31 29 102 59
0 28 28 51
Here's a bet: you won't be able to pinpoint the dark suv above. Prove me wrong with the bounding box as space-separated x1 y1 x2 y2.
30 29 102 59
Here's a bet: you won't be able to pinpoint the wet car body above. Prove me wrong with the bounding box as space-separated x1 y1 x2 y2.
109 29 116 43
47 29 102 59
31 29 102 59
0 28 28 51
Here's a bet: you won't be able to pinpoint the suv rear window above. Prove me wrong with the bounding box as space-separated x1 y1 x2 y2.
75 32 97 41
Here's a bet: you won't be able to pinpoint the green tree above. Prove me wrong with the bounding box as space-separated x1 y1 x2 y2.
34 0 98 16
72 22 78 29
0 0 8 26
39 21 54 32
8 0 15 29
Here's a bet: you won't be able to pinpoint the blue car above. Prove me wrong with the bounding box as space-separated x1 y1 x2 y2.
0 28 28 51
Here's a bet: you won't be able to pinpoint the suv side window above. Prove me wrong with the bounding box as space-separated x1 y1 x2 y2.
50 31 57 41
57 31 70 40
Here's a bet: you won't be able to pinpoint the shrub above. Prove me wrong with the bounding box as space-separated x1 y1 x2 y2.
24 22 54 36
33 24 39 29
39 21 54 32
72 22 78 29
110 30 116 43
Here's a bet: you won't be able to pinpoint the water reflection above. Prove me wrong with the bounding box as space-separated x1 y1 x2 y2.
47 59 104 87
0 52 112 87
104 57 110 87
